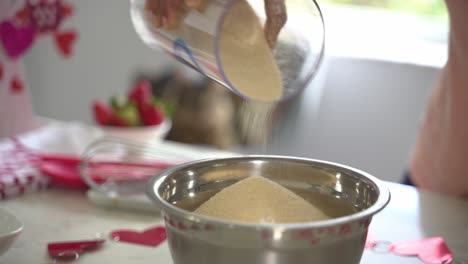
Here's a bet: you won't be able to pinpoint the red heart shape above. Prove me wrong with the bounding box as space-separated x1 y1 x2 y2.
54 31 77 57
48 239 105 259
110 226 167 247
389 237 452 264
49 245 83 259
10 76 24 94
61 3 75 17
0 21 36 59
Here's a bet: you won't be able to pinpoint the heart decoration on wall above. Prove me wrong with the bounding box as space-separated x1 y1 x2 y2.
54 31 77 57
0 0 78 95
0 21 36 59
10 76 24 93
0 0 78 60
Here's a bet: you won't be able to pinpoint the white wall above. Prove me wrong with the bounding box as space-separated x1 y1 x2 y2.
24 0 176 123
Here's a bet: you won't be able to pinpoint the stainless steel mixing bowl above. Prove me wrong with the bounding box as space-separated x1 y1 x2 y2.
147 156 390 264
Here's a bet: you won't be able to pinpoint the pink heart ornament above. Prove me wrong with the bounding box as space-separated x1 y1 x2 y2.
0 21 36 59
110 226 167 247
389 237 453 264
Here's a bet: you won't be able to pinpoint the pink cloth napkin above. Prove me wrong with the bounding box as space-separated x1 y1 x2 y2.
0 122 104 199
0 138 49 199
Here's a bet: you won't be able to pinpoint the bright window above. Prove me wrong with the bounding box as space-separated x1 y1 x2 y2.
320 0 449 67
321 0 447 17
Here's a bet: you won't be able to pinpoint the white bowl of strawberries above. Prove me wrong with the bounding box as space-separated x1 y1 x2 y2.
92 80 173 143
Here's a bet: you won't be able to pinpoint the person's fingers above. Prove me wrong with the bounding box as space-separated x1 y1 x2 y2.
146 0 204 29
159 0 169 28
145 0 163 27
165 0 179 28
263 0 287 48
185 0 201 9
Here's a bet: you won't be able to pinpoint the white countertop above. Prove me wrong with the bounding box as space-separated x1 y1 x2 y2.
2 171 468 264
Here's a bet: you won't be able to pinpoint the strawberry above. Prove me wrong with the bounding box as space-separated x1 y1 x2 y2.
128 80 152 107
115 104 141 126
152 98 175 118
93 101 114 125
109 115 130 127
140 104 164 126
110 95 129 111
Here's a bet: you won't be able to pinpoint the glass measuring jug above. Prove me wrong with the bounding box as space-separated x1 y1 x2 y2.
130 0 325 101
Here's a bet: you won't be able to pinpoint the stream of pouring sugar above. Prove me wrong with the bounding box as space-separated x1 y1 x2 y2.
237 100 277 153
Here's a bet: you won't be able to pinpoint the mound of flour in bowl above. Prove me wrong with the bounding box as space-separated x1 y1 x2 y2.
194 176 330 224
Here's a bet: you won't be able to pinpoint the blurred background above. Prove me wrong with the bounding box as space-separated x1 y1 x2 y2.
22 0 448 183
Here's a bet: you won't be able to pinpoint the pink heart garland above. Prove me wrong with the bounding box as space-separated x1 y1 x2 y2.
10 76 24 94
54 31 77 57
27 0 63 33
389 237 453 264
110 226 167 247
0 21 36 59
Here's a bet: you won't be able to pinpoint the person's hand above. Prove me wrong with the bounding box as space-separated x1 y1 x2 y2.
145 0 287 48
263 0 286 48
145 0 193 29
